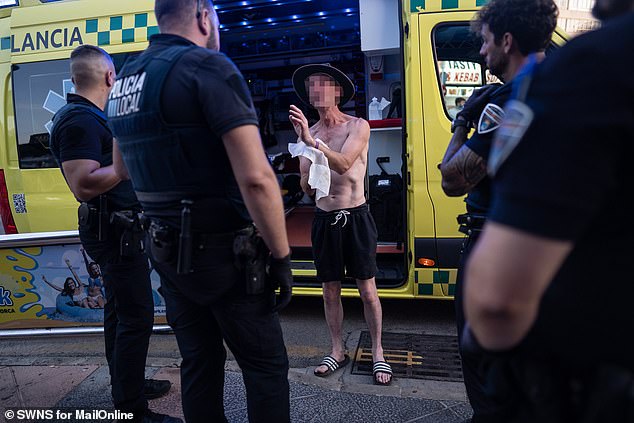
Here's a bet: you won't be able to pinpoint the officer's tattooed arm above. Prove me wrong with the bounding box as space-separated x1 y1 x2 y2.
439 126 487 197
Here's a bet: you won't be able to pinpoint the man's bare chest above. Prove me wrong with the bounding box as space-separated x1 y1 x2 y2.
313 127 349 152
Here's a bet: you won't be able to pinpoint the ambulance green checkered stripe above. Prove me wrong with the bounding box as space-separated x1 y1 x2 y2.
411 0 488 13
417 283 456 296
1 36 10 51
417 270 455 296
419 283 434 295
85 14 158 46
433 271 450 283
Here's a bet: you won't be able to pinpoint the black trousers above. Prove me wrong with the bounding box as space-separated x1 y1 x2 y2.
80 228 153 416
151 236 290 423
509 357 634 423
455 231 512 423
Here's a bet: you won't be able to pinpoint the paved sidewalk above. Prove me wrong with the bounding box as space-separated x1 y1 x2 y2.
0 299 471 423
1 360 472 423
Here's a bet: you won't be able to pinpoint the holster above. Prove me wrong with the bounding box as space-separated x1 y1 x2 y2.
110 211 145 257
457 213 487 235
147 221 175 264
78 202 98 229
233 227 269 295
77 195 109 242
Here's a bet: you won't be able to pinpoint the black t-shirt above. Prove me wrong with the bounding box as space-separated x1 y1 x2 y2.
49 94 140 211
113 34 258 230
155 35 259 135
489 12 634 368
464 83 512 213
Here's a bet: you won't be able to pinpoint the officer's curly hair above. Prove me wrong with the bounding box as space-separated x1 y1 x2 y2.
472 0 559 56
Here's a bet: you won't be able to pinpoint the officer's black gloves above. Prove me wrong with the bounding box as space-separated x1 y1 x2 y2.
456 83 503 127
268 253 293 312
461 323 524 412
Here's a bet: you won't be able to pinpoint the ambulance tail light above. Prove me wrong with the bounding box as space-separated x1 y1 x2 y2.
418 258 436 267
0 169 18 234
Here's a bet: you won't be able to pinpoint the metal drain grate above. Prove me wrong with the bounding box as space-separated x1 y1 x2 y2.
351 331 463 382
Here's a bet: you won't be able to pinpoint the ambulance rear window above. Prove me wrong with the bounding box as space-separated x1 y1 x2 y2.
433 24 486 121
11 52 136 169
12 59 70 169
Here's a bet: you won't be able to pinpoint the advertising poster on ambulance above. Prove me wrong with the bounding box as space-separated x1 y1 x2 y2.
0 242 166 330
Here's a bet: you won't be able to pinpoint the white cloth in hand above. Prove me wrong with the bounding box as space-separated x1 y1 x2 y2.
288 140 330 201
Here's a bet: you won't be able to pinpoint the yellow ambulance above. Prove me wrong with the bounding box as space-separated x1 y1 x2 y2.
0 0 568 329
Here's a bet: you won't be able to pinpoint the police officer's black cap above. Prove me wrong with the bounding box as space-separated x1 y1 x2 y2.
292 64 355 108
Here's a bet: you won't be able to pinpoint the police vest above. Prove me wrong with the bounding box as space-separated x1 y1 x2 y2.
107 44 249 227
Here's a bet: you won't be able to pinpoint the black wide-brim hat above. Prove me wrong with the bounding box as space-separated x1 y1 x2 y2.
292 64 355 108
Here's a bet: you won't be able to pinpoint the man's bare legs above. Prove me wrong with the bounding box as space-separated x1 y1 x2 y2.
314 281 346 375
357 278 390 384
314 278 390 383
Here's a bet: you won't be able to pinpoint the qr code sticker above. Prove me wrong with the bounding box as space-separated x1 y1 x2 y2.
13 193 27 214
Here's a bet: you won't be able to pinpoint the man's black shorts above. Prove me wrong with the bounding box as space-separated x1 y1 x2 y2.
311 203 378 282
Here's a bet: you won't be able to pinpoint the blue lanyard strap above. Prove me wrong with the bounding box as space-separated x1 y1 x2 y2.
511 53 539 103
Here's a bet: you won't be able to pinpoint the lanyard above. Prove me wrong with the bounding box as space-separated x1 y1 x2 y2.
511 53 539 103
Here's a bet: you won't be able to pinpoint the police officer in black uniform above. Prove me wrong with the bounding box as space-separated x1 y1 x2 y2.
49 45 180 423
465 0 634 421
438 1 558 421
107 1 293 422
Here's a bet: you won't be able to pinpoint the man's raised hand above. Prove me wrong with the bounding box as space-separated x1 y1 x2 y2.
289 105 314 147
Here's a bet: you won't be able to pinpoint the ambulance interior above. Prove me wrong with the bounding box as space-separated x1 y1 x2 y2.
214 0 408 287
216 2 499 288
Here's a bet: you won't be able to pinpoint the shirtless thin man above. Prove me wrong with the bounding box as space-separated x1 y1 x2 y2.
289 64 392 385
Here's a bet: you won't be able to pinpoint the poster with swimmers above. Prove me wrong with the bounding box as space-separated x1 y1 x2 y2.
0 239 166 330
